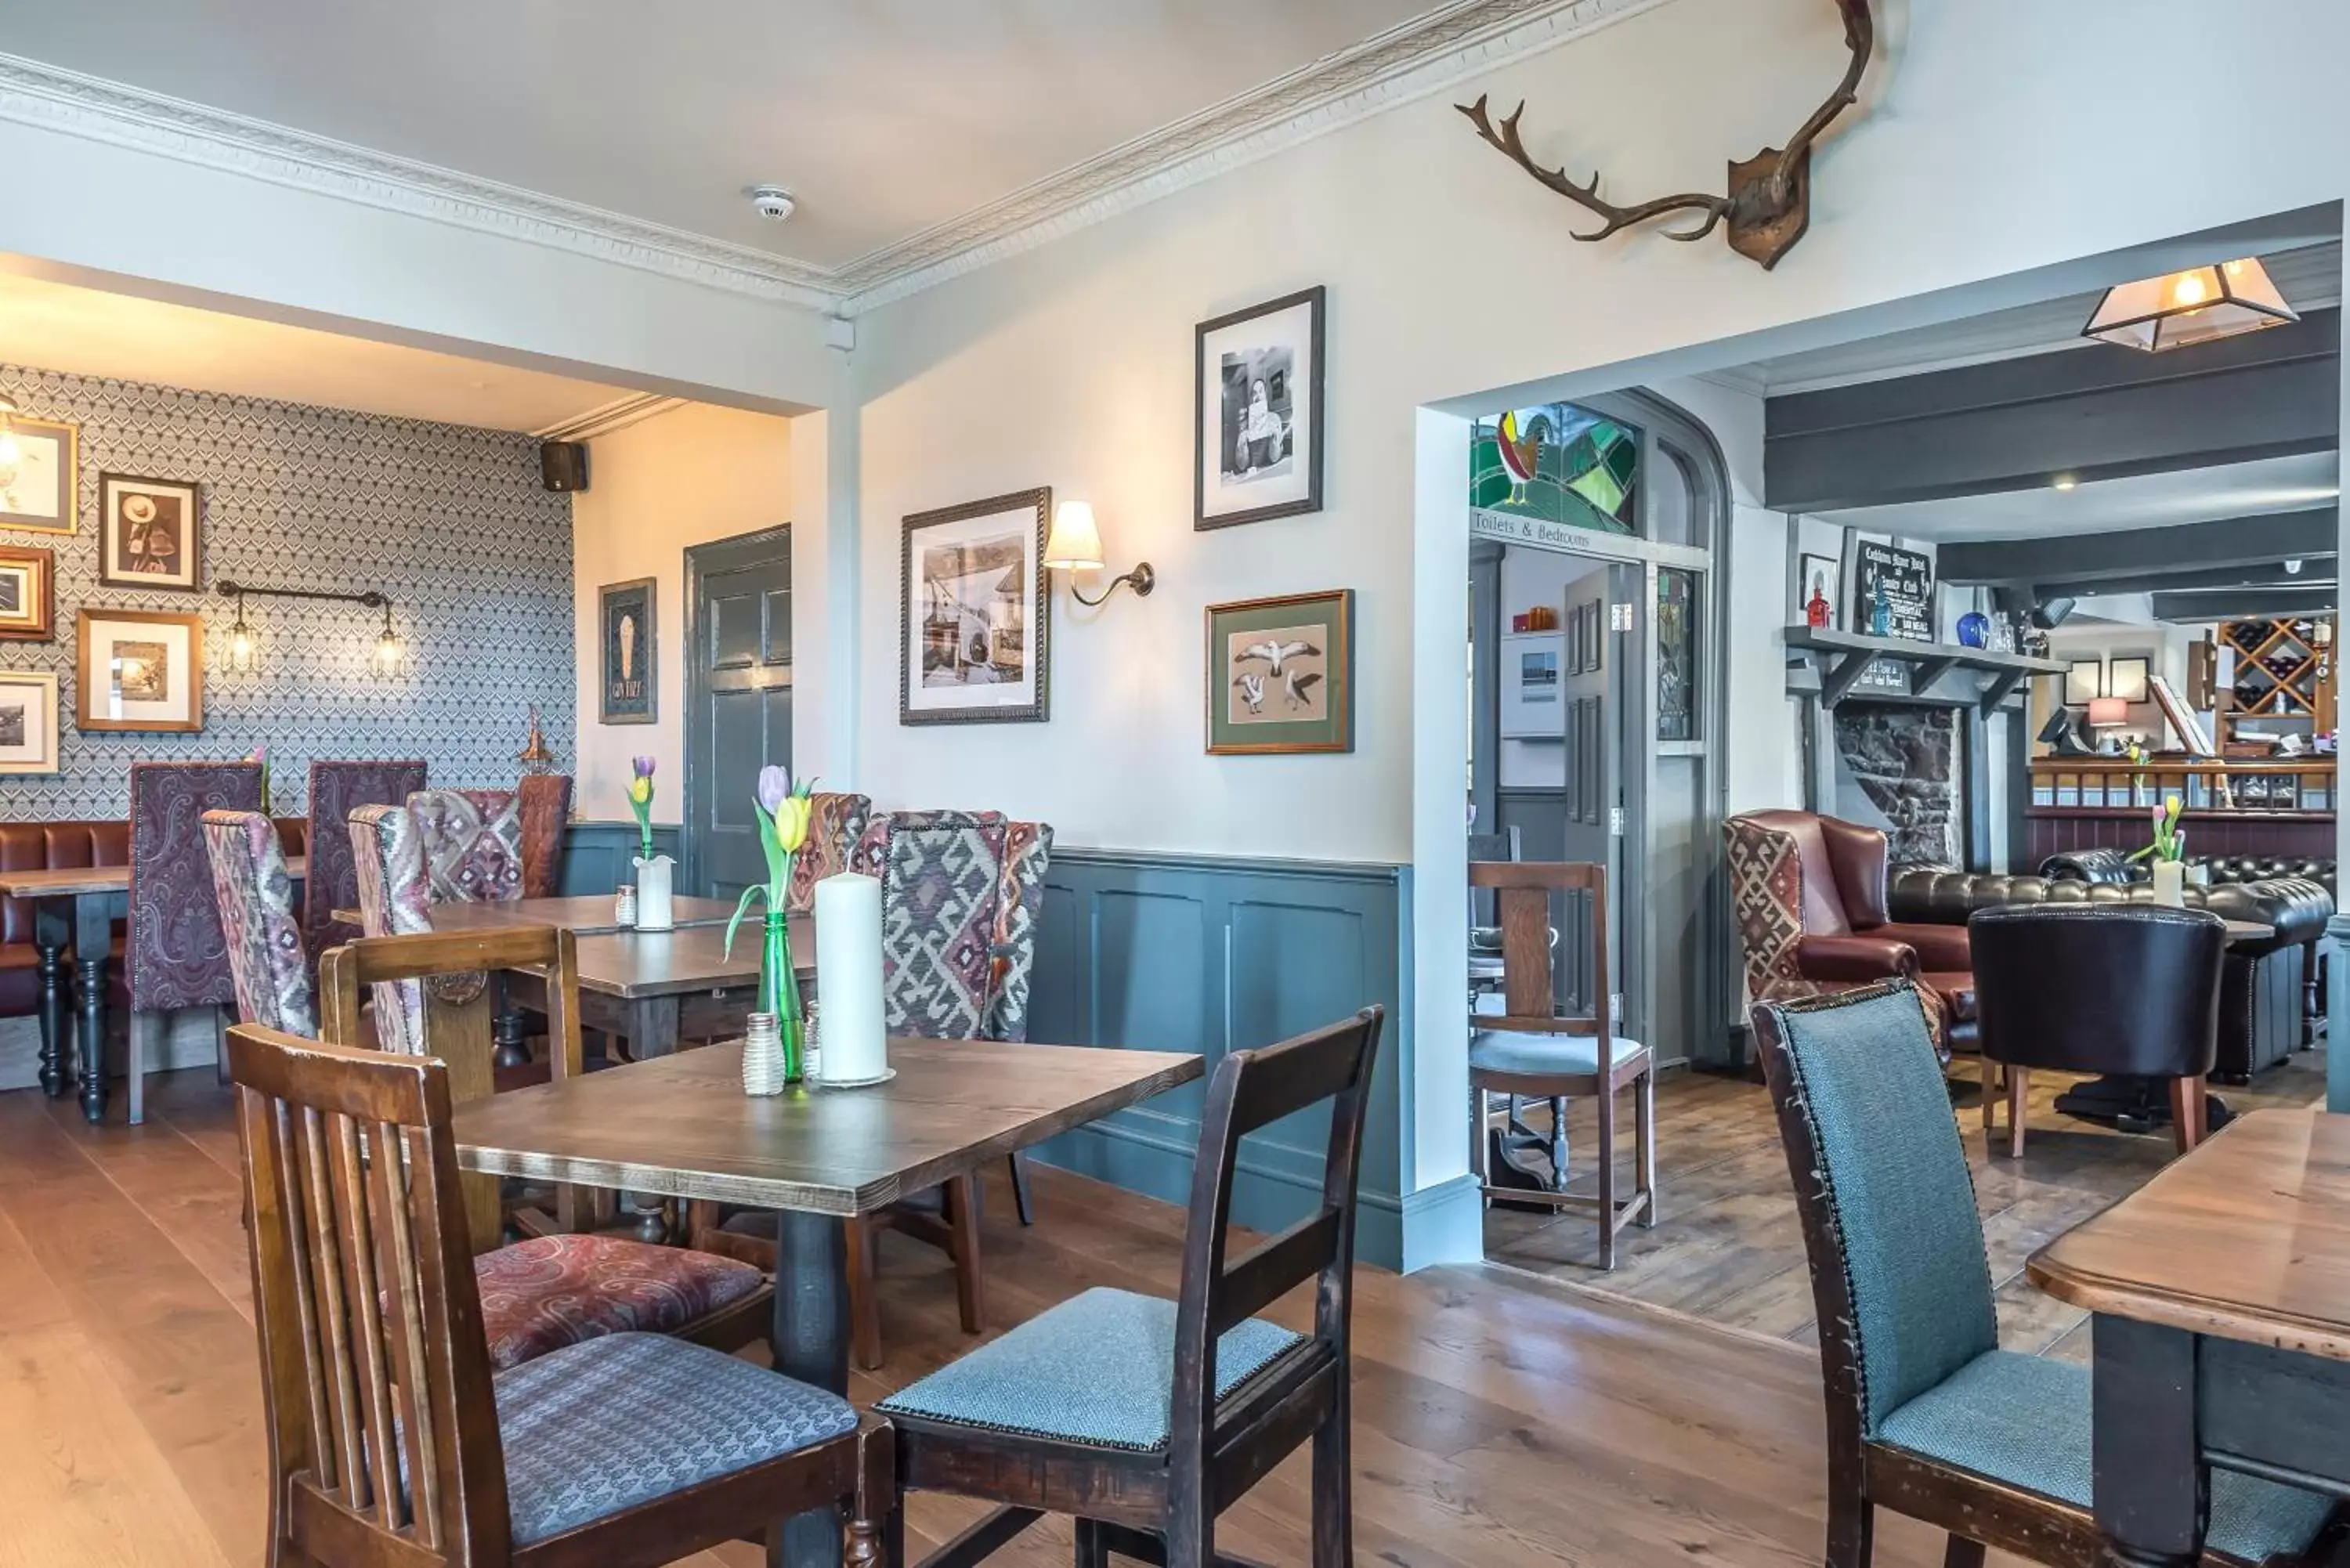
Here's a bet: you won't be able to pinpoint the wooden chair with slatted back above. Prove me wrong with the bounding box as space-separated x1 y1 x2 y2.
1468 859 1657 1270
875 1005 1384 1568
227 1024 894 1568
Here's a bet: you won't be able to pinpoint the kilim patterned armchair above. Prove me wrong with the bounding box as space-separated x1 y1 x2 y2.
201 810 316 1039
786 790 872 915
407 787 525 906
304 758 427 958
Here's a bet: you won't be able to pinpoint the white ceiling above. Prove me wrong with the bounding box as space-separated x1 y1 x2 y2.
1814 452 2341 544
0 1 1440 275
0 269 631 430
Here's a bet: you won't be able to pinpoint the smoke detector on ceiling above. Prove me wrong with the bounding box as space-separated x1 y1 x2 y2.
749 184 797 222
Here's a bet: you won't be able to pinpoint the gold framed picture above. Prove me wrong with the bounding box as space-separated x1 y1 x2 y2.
76 607 204 732
1206 588 1354 755
98 473 202 591
0 544 54 640
0 414 78 533
0 670 60 773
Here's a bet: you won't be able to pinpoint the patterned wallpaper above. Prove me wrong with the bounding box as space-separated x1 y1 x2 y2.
0 362 573 820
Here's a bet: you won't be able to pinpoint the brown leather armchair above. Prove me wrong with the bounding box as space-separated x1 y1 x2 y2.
1726 809 1977 1050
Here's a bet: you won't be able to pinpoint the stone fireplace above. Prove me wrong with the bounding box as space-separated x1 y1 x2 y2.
1832 703 1963 866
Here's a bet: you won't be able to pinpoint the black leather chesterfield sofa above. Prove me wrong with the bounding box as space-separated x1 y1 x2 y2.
1886 853 2332 1082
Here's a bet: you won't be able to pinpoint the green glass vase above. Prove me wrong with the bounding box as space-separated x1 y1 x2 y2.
758 907 804 1084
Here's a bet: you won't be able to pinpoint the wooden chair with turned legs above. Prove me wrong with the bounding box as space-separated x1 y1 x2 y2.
1468 859 1655 1270
875 1006 1384 1568
227 1024 893 1568
1751 980 2337 1568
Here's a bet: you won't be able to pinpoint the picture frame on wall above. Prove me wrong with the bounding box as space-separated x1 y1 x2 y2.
901 487 1050 726
96 473 202 591
0 544 54 640
1195 285 1325 531
598 576 657 724
2064 658 2103 706
0 670 60 773
2108 654 2151 704
1797 552 1842 629
1206 588 1354 755
76 607 204 732
0 414 78 533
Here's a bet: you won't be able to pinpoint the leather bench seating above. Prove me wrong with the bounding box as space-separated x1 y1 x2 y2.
1 818 308 1023
1887 860 2330 1082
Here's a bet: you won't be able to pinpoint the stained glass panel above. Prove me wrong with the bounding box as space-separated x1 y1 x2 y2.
1470 403 1640 534
1657 566 1697 742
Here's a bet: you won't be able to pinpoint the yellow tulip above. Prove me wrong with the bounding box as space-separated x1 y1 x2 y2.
779 794 812 852
627 777 652 806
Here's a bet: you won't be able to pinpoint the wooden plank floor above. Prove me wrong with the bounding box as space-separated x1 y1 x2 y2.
1485 1050 2328 1362
1 1068 2035 1568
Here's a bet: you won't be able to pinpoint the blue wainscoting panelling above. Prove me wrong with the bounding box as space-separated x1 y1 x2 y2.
1026 848 1412 1269
559 822 684 898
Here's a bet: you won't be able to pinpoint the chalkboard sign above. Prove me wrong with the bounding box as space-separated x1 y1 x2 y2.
1849 540 1936 643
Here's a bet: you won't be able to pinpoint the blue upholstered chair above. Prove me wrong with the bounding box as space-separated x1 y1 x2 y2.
1749 980 2334 1568
878 1006 1384 1568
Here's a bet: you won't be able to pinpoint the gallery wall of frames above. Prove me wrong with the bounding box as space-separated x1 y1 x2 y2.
0 361 573 820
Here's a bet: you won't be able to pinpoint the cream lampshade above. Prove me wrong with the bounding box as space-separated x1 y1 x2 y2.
1043 500 1104 570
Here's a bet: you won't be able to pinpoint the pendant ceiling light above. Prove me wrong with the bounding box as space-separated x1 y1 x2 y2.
2082 257 2298 352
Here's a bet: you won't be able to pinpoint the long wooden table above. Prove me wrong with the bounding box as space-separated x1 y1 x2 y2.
2029 1109 2350 1564
0 857 308 1122
454 1036 1202 1568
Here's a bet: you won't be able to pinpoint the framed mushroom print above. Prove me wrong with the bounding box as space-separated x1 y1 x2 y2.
1206 588 1354 755
901 487 1050 725
0 414 78 533
0 670 60 773
598 576 656 724
0 544 53 640
98 473 202 591
1196 285 1325 530
77 607 204 732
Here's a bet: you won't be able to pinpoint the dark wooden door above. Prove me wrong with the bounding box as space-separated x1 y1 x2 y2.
1557 563 1631 1014
684 526 793 902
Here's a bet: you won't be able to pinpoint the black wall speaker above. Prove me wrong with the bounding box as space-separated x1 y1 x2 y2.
540 441 589 493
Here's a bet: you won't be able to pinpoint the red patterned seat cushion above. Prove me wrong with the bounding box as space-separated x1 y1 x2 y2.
475 1234 766 1372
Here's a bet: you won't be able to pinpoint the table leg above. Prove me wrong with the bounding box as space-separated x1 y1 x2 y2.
74 893 112 1125
34 902 67 1097
2092 1313 2207 1566
492 972 530 1072
776 1209 848 1568
625 995 682 1241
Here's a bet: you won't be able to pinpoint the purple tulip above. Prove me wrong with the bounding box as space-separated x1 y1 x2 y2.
247 743 269 764
632 755 656 779
756 764 792 815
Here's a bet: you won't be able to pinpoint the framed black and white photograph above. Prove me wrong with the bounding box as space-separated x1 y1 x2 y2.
0 414 78 533
2108 655 2151 704
0 670 60 773
1195 285 1324 530
901 487 1050 725
97 472 202 591
2064 658 2104 706
0 544 54 641
598 576 656 724
77 607 204 732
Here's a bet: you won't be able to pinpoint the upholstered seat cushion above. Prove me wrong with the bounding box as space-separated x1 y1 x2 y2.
1919 973 1976 1023
476 1234 766 1372
1469 1030 1646 1078
494 1331 856 1545
1880 1350 2332 1564
876 1286 1301 1453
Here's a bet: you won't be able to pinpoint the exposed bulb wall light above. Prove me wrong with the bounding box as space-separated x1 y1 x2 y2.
214 577 405 679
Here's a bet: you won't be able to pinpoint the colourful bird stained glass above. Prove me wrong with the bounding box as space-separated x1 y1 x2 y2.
1469 403 1639 533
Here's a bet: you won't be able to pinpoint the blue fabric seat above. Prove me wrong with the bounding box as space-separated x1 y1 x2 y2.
876 1286 1302 1453
1882 1349 2332 1563
493 1331 858 1545
1469 1030 1644 1078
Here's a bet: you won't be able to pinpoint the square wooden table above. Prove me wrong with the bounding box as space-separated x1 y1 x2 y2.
2028 1109 2350 1565
0 856 307 1122
453 1036 1202 1568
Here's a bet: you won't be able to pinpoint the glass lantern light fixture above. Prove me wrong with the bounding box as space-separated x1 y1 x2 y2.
2082 257 2299 352
226 588 258 673
370 601 404 680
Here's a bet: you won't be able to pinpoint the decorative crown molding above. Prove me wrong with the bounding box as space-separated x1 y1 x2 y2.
0 0 1673 319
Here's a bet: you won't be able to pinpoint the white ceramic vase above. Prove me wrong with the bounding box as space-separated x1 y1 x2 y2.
632 853 675 930
2151 859 2186 908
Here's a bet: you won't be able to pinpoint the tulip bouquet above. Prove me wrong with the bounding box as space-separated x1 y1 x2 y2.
2129 793 2185 864
627 756 656 863
725 764 817 1081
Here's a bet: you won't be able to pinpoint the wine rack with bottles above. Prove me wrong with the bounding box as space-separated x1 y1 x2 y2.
2218 616 2334 739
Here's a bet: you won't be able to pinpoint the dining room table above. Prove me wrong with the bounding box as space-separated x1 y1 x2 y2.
2027 1108 2350 1565
452 1033 1204 1568
0 855 308 1122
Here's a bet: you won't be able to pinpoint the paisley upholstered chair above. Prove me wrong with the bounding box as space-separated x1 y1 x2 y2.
303 758 426 959
122 760 264 1124
345 801 435 1055
785 789 872 915
1750 981 2332 1568
201 811 316 1039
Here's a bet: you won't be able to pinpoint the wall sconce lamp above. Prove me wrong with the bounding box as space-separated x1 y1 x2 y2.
2082 257 2299 352
214 577 404 680
1043 500 1155 607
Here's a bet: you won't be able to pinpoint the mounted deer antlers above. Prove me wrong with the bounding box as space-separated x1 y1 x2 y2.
1459 0 1874 270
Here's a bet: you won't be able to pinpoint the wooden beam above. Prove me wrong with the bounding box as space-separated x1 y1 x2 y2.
2150 585 2337 620
1819 651 1875 707
1940 509 2340 588
1978 668 2028 714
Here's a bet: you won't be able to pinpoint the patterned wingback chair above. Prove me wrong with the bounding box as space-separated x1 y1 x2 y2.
407 788 525 905
201 810 315 1038
347 802 435 1055
516 773 574 899
786 791 873 915
985 821 1054 1043
306 760 428 956
852 810 1011 1041
125 761 264 1122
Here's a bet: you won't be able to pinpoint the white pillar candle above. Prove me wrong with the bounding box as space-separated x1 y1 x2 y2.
814 872 887 1082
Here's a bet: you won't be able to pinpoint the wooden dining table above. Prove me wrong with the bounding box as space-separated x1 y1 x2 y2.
2029 1108 2350 1565
454 1035 1203 1568
0 856 309 1122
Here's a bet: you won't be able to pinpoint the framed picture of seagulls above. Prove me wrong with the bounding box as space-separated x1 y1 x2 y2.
1195 285 1325 531
902 486 1051 726
1206 588 1353 755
